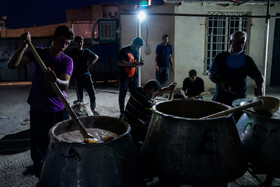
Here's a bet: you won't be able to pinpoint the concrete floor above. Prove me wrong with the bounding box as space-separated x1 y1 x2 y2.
0 82 280 186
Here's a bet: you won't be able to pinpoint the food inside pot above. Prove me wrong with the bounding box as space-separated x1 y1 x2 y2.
57 128 118 143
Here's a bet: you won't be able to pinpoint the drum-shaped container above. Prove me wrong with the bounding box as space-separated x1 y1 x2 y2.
241 109 280 177
141 99 247 186
39 116 140 187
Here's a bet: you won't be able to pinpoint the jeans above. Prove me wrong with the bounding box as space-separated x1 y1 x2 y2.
74 75 96 110
156 67 169 86
118 75 138 114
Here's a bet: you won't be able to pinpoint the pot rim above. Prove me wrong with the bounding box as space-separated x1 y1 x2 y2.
153 99 233 121
49 115 131 146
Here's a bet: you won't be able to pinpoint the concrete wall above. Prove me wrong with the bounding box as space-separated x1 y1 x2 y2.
174 4 206 89
120 2 280 92
120 5 175 86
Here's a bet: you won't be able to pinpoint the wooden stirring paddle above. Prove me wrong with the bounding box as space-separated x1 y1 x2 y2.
199 99 263 119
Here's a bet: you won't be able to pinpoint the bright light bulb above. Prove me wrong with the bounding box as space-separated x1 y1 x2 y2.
137 11 146 22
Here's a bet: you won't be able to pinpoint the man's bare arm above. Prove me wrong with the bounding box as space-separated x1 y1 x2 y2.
254 75 264 96
154 82 177 97
118 60 143 67
44 68 71 91
155 53 159 71
8 32 31 69
88 54 99 68
169 54 174 71
195 92 204 99
180 89 189 99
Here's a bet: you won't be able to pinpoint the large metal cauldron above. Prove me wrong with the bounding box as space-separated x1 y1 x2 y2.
238 108 280 177
141 99 247 186
39 116 140 187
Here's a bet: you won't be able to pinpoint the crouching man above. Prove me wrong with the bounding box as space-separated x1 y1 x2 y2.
123 79 177 149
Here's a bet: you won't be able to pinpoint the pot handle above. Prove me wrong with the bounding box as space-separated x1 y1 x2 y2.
61 148 81 161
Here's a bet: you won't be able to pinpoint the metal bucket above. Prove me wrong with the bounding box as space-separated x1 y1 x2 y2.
141 99 247 186
39 116 140 187
240 109 280 177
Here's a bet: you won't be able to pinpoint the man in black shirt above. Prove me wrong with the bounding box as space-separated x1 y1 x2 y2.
155 34 174 86
175 69 204 99
118 37 144 118
209 31 263 106
67 36 99 115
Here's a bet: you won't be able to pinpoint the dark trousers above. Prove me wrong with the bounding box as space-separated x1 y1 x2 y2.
156 67 169 86
30 108 69 177
74 75 96 110
118 76 138 114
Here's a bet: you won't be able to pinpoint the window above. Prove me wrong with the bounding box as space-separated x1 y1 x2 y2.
205 12 250 72
100 21 115 40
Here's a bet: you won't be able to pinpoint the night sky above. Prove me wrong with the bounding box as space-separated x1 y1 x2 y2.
1 0 163 29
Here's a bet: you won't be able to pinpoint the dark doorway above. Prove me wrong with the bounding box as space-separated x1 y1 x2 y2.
270 14 280 86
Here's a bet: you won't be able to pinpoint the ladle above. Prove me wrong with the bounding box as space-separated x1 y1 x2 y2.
199 99 263 119
252 96 279 116
27 40 97 143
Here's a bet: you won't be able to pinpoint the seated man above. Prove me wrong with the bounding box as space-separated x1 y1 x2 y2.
174 69 204 99
123 80 176 147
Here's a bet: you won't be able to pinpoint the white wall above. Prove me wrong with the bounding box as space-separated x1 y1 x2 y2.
120 5 175 85
120 2 280 91
174 3 206 89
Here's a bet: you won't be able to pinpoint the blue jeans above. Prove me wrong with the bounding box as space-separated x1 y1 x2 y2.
156 67 169 86
118 75 138 114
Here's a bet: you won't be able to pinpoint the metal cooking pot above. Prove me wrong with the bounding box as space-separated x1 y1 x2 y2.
239 108 280 177
39 116 140 187
140 99 247 186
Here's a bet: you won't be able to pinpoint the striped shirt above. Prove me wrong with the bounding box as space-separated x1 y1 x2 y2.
124 87 153 128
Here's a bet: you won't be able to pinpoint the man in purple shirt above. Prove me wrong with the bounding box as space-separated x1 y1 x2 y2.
8 25 74 178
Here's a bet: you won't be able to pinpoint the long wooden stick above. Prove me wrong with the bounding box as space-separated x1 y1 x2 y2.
27 40 92 140
199 99 263 119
